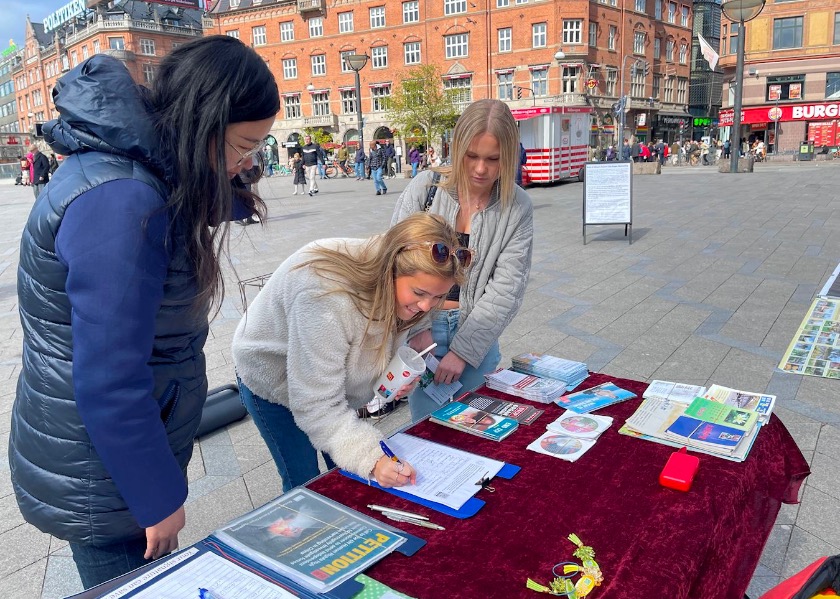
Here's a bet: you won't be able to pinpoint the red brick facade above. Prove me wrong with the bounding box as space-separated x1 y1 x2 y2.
208 0 693 149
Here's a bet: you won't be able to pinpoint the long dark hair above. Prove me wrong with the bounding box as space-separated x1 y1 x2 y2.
150 35 279 314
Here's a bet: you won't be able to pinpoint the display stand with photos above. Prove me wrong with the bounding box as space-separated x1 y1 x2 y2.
581 161 633 244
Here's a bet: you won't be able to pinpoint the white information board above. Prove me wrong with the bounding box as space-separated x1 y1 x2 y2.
581 161 633 244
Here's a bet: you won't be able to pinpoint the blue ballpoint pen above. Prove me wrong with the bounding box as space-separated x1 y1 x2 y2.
379 440 402 464
198 588 231 599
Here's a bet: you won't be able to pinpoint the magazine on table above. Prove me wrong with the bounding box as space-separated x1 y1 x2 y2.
683 396 758 432
643 380 707 404
212 488 407 594
429 401 518 441
556 382 637 413
664 417 750 456
455 390 544 425
702 384 776 422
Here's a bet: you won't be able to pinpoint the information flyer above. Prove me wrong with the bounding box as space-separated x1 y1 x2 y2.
779 297 840 379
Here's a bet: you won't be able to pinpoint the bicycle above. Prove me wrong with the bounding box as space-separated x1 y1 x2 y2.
324 159 354 179
274 164 292 176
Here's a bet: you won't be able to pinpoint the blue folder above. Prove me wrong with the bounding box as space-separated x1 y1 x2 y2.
340 461 520 519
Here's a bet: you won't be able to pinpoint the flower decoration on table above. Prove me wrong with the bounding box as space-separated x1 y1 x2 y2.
526 533 603 597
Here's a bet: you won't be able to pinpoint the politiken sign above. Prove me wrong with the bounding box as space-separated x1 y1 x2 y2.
44 0 86 33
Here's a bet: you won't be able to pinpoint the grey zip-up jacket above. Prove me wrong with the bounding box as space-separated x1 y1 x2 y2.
391 170 533 368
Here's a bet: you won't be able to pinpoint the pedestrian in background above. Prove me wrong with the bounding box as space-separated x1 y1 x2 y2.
394 143 403 174
9 35 279 590
231 213 464 491
48 153 60 174
516 141 527 186
337 143 349 175
19 154 30 185
292 151 306 195
354 145 366 180
301 134 320 196
369 140 387 195
390 98 534 422
409 145 421 177
29 145 50 198
383 138 396 178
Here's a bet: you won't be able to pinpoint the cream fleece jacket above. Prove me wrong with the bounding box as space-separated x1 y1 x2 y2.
231 238 406 478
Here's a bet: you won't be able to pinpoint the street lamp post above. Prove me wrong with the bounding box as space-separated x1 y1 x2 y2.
722 0 766 174
346 54 370 155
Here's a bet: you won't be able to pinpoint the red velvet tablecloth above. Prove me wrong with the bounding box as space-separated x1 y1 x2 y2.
308 373 810 599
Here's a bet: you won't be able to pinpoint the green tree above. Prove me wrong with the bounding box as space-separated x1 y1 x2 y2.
303 127 333 147
387 64 460 152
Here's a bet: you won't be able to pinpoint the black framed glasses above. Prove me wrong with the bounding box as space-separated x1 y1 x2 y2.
403 241 474 268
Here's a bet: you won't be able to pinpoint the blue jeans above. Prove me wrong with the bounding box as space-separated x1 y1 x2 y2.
355 162 364 179
411 162 418 177
238 379 336 493
317 162 326 179
70 537 150 590
372 167 386 192
408 309 501 422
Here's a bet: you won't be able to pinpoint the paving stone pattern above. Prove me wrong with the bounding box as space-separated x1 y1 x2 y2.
0 163 838 598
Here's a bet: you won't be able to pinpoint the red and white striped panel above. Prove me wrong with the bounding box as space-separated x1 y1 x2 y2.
524 145 588 182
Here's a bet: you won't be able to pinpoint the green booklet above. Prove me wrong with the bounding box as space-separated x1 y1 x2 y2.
683 396 758 432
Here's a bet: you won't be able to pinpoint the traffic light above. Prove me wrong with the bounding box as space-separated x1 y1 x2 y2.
643 61 650 77
516 86 522 100
630 63 637 77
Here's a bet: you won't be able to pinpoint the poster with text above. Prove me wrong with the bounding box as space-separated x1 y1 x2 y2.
778 298 840 379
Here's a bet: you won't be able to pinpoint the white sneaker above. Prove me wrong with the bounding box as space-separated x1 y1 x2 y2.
356 396 398 419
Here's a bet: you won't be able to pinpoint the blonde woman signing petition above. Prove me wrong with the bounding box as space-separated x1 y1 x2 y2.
231 213 468 491
391 99 534 422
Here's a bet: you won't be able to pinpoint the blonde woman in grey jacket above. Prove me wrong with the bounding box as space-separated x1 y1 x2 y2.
391 99 534 422
232 213 468 492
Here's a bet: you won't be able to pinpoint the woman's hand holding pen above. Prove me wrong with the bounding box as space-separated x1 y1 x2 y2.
372 455 416 488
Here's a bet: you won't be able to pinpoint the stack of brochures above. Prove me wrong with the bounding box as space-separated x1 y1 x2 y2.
619 381 776 462
484 367 567 403
455 391 544 425
556 382 637 413
429 401 519 441
511 353 589 390
527 412 613 462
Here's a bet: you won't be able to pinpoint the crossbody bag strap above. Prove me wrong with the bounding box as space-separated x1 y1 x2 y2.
423 171 442 212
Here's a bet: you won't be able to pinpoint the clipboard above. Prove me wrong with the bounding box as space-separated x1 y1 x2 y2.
340 462 520 519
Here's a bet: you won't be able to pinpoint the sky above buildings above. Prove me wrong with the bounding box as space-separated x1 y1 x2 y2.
3 0 60 55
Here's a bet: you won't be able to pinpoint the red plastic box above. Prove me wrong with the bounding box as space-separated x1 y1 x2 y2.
659 447 700 492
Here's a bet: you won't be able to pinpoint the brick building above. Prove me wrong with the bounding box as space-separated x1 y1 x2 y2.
1 42 28 171
13 0 205 144
719 0 840 155
207 0 694 154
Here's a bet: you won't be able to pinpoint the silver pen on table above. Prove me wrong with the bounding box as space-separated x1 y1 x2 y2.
367 504 429 521
383 513 446 531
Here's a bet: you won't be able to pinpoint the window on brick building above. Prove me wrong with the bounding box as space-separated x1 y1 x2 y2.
404 41 421 64
630 69 645 97
93 40 100 53
635 0 645 13
835 13 840 45
677 77 687 103
445 76 472 109
252 26 266 46
533 23 547 48
664 76 673 102
653 74 661 98
280 21 294 41
341 89 357 114
562 66 580 93
666 39 675 61
589 23 597 47
654 37 661 58
284 95 301 119
340 50 355 72
403 1 419 23
563 20 582 44
311 54 326 76
445 0 467 15
226 30 239 39
140 39 155 55
499 28 512 52
826 72 840 99
609 26 617 50
372 46 388 68
445 33 469 58
309 17 323 37
143 64 155 84
668 2 676 23
338 12 354 33
109 37 124 50
497 72 513 100
312 91 330 116
283 58 298 80
531 68 548 96
82 45 89 59
497 0 509 5
372 85 391 111
634 31 645 54
679 43 687 64
370 7 386 28
606 68 617 95
681 6 689 27
655 0 662 19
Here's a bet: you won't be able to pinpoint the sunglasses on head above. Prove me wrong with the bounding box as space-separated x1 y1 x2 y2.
403 241 474 268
